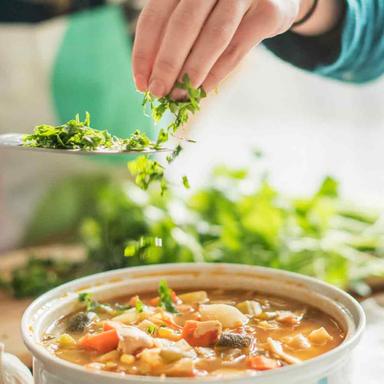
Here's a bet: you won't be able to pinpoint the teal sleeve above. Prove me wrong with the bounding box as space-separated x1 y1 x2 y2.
317 0 384 83
264 0 384 84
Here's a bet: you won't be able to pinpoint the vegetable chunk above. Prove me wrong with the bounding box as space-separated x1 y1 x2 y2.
247 355 280 371
308 327 334 345
182 320 222 347
216 333 252 349
200 304 248 328
79 329 119 354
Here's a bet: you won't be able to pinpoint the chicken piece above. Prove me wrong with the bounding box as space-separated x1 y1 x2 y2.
182 320 222 347
165 358 197 377
137 348 163 369
174 339 198 358
200 304 248 328
308 327 334 345
106 321 155 355
284 334 311 350
112 308 138 325
137 319 158 334
276 311 302 326
267 338 301 365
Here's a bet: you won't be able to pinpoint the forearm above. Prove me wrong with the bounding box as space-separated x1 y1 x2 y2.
293 0 344 36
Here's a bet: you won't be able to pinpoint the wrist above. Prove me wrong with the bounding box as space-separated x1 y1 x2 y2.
292 0 344 36
295 0 315 22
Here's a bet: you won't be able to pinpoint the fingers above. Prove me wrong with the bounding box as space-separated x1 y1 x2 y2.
202 1 285 92
134 0 296 97
132 0 180 92
171 0 252 99
148 0 218 97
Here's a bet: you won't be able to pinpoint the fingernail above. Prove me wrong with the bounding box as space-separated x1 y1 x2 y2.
135 74 148 92
149 79 165 97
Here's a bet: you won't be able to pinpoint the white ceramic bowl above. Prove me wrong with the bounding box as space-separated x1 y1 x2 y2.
22 263 365 384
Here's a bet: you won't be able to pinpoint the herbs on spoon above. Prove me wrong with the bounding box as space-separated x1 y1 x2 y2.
22 74 206 193
23 112 156 152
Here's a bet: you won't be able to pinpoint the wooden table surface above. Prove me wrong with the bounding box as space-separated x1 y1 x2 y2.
0 245 85 366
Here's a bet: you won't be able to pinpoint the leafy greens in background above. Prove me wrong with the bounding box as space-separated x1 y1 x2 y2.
3 163 384 298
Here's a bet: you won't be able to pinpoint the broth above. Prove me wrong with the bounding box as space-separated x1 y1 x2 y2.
43 283 344 378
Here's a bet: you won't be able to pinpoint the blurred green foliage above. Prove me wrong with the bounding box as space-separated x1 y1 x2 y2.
4 164 384 298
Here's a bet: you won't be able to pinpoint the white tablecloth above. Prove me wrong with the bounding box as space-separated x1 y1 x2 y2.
353 298 384 383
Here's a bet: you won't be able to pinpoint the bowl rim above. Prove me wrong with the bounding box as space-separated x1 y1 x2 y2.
22 263 366 383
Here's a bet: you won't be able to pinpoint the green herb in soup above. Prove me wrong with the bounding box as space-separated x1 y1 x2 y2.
44 282 344 378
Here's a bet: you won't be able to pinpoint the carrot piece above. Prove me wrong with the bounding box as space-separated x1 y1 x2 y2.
149 297 160 306
247 355 280 371
103 322 115 331
171 291 179 303
79 329 119 354
129 295 140 307
182 320 220 347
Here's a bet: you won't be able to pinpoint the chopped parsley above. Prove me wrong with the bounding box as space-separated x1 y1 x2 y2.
158 280 178 313
127 156 166 194
147 324 157 335
78 292 99 312
134 74 206 191
182 175 190 189
23 113 155 152
135 297 145 313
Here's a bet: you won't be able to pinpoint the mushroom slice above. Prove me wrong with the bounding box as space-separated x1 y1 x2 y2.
284 334 311 350
216 333 252 349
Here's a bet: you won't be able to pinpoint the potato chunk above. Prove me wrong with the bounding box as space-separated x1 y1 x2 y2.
200 304 248 328
178 291 208 304
236 301 262 316
165 358 196 377
284 334 311 350
308 327 334 345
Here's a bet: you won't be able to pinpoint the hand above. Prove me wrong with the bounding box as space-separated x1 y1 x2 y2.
132 0 302 97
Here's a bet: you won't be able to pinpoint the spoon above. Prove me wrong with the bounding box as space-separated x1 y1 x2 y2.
0 133 171 155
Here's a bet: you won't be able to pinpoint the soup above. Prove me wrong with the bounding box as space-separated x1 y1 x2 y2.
43 281 344 378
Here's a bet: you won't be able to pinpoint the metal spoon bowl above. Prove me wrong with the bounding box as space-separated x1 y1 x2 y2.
0 133 171 155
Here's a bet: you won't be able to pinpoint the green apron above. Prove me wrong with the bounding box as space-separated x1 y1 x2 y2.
52 5 152 147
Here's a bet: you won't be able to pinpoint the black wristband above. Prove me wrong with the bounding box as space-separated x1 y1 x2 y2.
292 0 319 28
